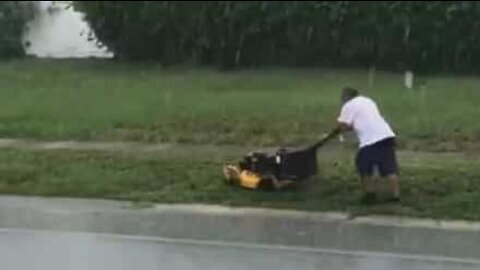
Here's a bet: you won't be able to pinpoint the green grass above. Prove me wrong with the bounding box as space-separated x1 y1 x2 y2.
1 59 480 220
1 59 480 148
0 147 480 220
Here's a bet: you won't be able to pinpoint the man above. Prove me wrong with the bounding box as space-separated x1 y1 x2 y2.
323 87 400 204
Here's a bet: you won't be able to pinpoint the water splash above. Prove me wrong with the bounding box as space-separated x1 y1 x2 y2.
23 1 113 58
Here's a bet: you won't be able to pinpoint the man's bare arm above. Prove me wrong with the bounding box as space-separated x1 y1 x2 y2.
318 122 352 147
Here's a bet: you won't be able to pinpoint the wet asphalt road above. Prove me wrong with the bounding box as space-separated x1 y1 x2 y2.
1 228 479 270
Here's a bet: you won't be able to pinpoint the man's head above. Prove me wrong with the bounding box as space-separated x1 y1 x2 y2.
341 87 359 104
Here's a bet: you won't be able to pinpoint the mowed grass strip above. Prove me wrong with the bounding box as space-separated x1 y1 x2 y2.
0 146 479 220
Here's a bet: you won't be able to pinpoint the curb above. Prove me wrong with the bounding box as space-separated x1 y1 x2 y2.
0 195 478 260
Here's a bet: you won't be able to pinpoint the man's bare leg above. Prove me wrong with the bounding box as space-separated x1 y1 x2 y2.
360 176 376 193
387 174 401 201
360 176 376 204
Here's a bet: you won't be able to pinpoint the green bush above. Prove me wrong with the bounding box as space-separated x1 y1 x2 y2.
76 1 480 72
0 1 35 59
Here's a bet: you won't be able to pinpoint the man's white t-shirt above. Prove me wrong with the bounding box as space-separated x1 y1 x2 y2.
338 96 395 148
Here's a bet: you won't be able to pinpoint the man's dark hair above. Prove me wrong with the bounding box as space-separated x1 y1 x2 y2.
341 87 360 103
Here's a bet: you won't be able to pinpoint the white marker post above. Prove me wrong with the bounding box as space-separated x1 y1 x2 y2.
404 70 414 89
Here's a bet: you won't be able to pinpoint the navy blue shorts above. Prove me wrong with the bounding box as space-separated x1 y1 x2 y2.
356 137 399 177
